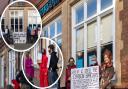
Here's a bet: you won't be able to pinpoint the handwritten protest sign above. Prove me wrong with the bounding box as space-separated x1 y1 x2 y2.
13 32 26 44
71 66 99 89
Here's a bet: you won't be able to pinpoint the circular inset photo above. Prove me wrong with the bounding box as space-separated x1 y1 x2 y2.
0 0 42 52
22 37 63 89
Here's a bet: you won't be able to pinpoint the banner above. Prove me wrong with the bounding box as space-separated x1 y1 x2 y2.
71 66 99 89
13 32 26 44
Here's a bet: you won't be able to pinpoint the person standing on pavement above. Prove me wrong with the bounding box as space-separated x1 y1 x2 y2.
24 52 34 87
38 49 48 87
48 44 59 87
66 57 76 89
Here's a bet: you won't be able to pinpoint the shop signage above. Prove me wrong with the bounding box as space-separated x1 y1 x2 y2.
13 32 26 44
71 66 99 89
39 0 61 16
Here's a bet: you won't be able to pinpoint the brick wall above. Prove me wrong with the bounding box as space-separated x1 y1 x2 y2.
119 0 128 87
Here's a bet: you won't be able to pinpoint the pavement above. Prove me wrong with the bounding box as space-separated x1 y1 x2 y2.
13 43 33 50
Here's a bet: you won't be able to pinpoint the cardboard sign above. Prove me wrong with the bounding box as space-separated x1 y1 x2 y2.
71 66 99 89
13 32 26 44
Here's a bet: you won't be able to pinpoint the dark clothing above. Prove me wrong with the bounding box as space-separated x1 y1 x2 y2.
16 71 28 84
49 52 58 71
48 51 59 87
27 27 31 43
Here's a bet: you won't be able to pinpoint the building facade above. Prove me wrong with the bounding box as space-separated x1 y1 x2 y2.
0 0 128 89
32 0 128 88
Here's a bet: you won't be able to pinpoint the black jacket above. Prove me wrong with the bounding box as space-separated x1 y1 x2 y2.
49 51 59 71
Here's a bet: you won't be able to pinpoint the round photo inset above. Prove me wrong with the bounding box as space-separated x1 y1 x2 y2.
0 0 42 52
22 37 64 89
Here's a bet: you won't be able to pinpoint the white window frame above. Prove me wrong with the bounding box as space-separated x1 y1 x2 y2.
72 0 115 67
43 16 62 43
8 50 16 84
0 56 4 88
9 10 24 32
28 10 41 29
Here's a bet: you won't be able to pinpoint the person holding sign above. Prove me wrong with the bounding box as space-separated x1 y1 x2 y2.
66 57 76 89
37 49 48 87
100 49 115 89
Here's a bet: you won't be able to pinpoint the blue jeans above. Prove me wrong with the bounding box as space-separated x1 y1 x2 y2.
48 70 58 88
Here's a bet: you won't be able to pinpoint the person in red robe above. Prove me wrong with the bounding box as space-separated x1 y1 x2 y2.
11 80 20 89
66 57 76 89
38 49 48 87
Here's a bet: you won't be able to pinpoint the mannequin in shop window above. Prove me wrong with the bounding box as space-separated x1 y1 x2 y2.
66 57 76 89
100 49 115 89
37 48 48 87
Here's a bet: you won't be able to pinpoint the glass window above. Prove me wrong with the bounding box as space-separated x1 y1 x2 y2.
1 19 5 32
101 14 112 44
75 4 84 24
44 27 48 37
57 36 62 48
87 49 97 66
57 19 62 34
50 23 55 38
87 0 97 18
76 28 84 51
101 0 112 10
87 21 96 48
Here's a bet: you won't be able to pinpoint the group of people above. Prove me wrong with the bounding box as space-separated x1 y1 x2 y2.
27 26 39 43
65 49 115 89
24 44 59 88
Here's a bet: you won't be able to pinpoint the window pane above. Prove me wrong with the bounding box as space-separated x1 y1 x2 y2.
57 36 62 48
19 18 23 24
75 4 84 24
15 18 18 24
19 25 23 32
76 27 84 51
15 25 18 32
76 51 84 68
44 27 48 37
87 49 97 66
57 19 62 34
87 21 96 48
18 11 23 17
50 23 55 38
101 0 112 10
11 25 14 30
87 0 97 18
101 14 112 44
11 18 14 24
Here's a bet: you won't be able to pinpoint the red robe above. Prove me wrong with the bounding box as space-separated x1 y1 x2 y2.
66 65 76 89
12 80 20 89
39 53 48 87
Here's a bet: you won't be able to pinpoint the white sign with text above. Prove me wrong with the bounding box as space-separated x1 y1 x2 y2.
13 32 26 44
71 66 99 89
